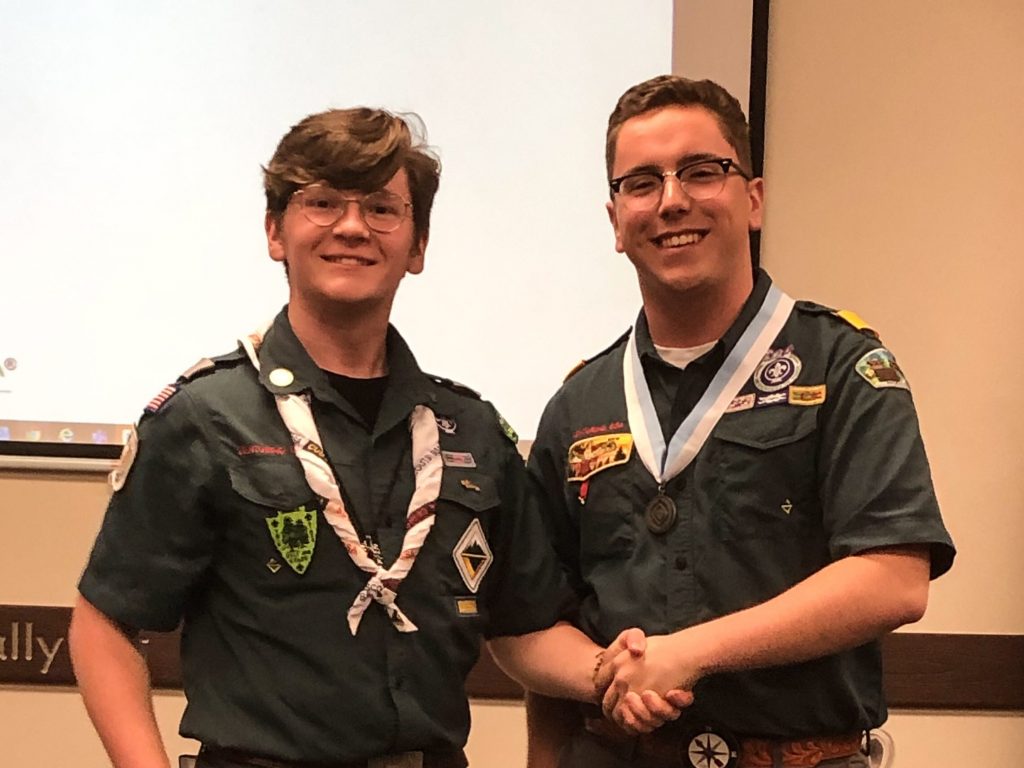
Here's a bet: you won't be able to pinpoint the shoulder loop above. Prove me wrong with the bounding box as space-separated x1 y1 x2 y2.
178 348 247 383
427 374 482 400
796 301 879 339
832 309 877 337
563 328 631 383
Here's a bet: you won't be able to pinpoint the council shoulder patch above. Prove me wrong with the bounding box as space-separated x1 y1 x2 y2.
497 411 518 445
109 426 139 492
567 433 633 482
266 505 318 575
855 348 909 391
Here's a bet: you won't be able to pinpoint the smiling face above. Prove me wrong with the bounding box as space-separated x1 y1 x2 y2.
266 168 425 319
606 105 763 307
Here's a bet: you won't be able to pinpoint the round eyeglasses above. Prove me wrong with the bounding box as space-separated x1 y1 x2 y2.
609 157 752 210
291 184 412 233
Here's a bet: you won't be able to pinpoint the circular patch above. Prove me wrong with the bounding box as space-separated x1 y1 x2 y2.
754 347 802 392
269 367 295 387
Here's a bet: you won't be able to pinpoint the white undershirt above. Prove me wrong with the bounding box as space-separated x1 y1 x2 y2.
653 340 717 370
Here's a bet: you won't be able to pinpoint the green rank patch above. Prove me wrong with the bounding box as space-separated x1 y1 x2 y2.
497 412 518 444
266 505 317 574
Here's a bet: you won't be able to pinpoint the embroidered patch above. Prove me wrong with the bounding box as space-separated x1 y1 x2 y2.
755 391 789 408
442 450 477 468
238 444 288 456
453 518 493 593
435 415 457 434
856 348 910 390
753 346 802 392
497 412 518 444
455 597 479 616
573 421 627 439
567 433 634 482
109 426 139 492
266 505 318 575
724 393 756 413
144 385 178 414
789 384 827 406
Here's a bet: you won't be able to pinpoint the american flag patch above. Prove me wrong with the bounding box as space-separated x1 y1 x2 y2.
145 384 178 413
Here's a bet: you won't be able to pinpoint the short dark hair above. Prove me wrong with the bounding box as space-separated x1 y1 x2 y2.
606 75 752 178
263 108 440 240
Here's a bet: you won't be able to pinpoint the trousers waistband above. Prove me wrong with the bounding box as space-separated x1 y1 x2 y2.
196 745 468 768
584 717 863 768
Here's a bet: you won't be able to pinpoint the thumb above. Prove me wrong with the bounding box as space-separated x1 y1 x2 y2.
620 626 646 657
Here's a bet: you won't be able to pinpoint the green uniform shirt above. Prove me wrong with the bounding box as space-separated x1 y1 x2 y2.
80 309 572 762
529 270 955 738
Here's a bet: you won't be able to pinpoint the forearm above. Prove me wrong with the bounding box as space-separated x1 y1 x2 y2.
69 595 170 768
488 621 602 702
675 546 931 683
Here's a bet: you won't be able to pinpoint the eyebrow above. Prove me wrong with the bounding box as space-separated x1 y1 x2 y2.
618 152 726 177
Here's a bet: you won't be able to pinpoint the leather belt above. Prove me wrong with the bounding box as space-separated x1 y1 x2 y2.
196 746 467 768
584 717 863 767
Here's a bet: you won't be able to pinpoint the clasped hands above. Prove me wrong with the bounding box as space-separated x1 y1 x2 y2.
593 628 697 735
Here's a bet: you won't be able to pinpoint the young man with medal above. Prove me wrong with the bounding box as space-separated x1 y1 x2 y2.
525 76 956 768
68 107 682 768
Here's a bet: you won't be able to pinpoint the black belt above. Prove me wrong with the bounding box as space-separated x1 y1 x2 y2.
195 745 468 768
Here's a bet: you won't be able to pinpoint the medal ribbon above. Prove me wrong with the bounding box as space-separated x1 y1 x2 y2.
623 284 795 485
241 326 442 635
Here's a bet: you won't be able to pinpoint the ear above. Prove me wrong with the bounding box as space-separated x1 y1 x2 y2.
265 211 286 263
747 177 765 232
407 232 428 275
606 200 626 254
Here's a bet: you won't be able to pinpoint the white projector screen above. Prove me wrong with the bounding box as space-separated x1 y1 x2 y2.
0 1 673 461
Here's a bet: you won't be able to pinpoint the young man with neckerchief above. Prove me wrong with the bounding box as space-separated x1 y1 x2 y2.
69 107 683 768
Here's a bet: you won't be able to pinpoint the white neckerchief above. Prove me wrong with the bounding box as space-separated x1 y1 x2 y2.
241 325 442 635
623 284 795 485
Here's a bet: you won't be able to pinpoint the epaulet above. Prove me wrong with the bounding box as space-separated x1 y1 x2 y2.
427 374 482 400
143 349 246 416
177 348 248 383
563 328 631 383
427 374 518 444
796 301 879 339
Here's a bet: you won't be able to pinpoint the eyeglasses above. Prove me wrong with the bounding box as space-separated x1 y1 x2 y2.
291 184 412 233
609 157 752 209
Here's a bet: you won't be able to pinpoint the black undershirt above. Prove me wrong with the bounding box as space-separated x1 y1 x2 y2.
324 371 389 430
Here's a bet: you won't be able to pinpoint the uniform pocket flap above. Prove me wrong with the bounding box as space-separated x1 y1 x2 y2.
714 409 817 451
438 470 500 512
229 456 313 509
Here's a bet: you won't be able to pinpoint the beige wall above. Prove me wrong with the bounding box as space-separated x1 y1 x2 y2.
4 1 1024 766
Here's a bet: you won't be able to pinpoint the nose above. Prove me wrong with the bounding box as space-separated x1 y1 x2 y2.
331 199 370 238
657 174 691 216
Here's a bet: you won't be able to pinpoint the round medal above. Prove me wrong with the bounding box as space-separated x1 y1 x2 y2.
644 493 677 534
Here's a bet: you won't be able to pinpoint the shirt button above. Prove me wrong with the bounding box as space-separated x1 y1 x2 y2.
675 556 688 570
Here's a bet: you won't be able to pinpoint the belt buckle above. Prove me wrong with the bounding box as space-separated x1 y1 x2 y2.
368 752 423 768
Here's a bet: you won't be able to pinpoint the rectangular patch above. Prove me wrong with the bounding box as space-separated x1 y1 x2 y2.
567 433 633 482
725 393 756 413
455 597 479 616
755 392 788 408
442 450 477 468
238 444 288 456
789 384 827 406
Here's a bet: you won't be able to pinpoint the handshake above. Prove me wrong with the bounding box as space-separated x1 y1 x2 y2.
593 628 698 735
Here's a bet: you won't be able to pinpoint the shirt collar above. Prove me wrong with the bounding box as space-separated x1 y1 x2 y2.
255 307 437 432
634 268 774 365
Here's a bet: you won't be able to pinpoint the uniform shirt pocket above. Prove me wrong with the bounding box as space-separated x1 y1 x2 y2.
708 407 819 540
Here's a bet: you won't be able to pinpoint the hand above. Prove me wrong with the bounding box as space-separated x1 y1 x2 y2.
600 634 698 733
594 630 695 734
